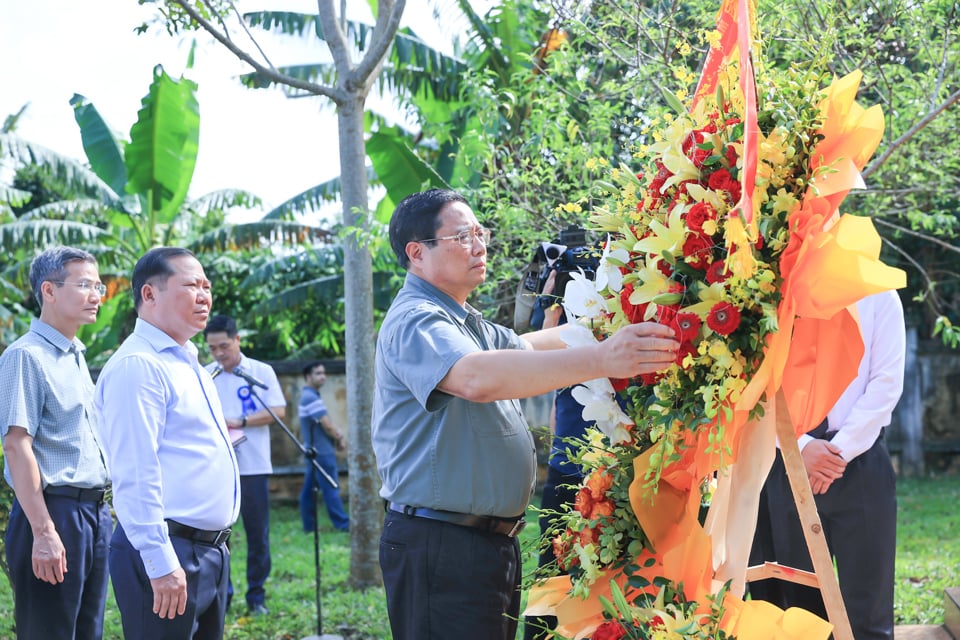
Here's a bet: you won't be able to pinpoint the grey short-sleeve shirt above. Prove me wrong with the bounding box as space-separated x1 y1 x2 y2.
372 273 536 518
0 319 108 490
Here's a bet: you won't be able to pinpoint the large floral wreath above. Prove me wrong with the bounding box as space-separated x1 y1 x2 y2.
524 1 905 638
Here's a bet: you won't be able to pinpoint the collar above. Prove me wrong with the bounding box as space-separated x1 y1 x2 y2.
133 318 199 358
30 318 85 355
404 272 482 329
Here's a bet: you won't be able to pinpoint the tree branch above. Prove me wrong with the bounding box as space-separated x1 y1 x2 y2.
863 87 960 178
168 0 344 102
874 216 960 256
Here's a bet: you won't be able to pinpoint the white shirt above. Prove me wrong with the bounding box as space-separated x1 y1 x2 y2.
798 291 906 461
95 319 240 579
206 354 285 476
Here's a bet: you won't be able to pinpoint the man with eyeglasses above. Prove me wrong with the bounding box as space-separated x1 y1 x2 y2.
372 189 680 640
0 246 111 639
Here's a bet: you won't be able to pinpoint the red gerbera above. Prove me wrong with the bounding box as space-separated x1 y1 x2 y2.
676 341 698 368
705 260 731 284
673 312 702 342
707 301 742 336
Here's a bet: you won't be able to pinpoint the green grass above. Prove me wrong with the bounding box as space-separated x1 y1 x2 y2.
893 476 960 625
0 476 956 638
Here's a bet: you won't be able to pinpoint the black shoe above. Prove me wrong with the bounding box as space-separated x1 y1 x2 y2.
248 603 269 617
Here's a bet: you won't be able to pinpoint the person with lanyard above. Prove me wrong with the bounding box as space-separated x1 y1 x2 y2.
204 313 286 617
749 290 905 640
297 361 350 534
95 247 240 639
0 246 111 639
372 188 680 640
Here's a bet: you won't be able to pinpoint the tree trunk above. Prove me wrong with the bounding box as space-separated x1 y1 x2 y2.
338 95 381 589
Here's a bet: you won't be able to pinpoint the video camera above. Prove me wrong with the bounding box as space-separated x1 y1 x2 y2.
535 225 600 302
513 224 601 333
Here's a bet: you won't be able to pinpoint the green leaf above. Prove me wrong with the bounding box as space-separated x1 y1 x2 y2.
125 65 200 228
70 94 128 198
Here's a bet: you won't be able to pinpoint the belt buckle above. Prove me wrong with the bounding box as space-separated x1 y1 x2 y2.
506 518 526 538
212 529 231 545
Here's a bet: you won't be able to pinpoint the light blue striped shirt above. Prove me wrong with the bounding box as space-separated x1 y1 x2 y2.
95 319 240 579
0 319 108 490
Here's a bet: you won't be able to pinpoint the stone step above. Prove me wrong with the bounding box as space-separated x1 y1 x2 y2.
946 587 960 639
894 625 953 640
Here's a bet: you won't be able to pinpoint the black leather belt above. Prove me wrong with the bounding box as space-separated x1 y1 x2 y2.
166 520 231 546
44 485 108 504
388 503 526 538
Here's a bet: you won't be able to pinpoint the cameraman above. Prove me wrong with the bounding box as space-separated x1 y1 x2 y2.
523 271 591 640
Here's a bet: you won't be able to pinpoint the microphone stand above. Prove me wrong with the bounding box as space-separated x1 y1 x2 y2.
244 384 343 640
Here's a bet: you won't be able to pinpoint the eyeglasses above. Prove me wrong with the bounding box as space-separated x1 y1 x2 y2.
48 280 107 296
420 227 492 248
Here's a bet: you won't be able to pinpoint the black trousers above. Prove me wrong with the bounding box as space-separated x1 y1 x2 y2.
523 466 581 640
6 494 111 640
379 509 522 640
749 434 897 640
110 524 230 640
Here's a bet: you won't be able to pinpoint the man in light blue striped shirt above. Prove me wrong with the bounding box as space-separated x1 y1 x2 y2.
0 246 111 639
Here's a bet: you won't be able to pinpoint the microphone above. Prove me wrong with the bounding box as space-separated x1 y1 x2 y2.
232 365 268 390
210 365 223 380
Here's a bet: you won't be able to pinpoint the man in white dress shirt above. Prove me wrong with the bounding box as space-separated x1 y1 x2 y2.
203 314 286 617
749 290 905 640
95 247 240 639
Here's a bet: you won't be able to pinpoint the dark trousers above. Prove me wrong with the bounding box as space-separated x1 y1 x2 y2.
379 509 522 640
110 524 230 639
238 474 271 608
6 493 111 640
298 453 350 532
523 466 581 640
749 435 897 640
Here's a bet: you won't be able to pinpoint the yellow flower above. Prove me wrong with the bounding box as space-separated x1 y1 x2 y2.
634 204 686 257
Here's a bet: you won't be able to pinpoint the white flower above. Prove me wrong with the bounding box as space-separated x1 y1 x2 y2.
595 236 629 293
571 378 633 445
562 269 607 319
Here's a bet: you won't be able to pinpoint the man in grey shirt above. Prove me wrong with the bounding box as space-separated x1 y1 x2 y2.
373 189 679 640
0 246 111 639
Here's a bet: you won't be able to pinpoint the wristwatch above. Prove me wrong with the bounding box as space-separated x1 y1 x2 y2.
241 415 247 427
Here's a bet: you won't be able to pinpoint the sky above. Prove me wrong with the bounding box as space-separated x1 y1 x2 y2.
0 0 466 217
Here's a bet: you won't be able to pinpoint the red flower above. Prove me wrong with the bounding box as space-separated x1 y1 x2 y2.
682 131 712 168
685 202 716 233
705 260 731 284
707 301 742 336
676 341 698 368
592 621 628 640
706 167 740 202
639 371 663 385
650 615 666 630
725 144 738 168
672 312 702 342
620 283 649 324
656 304 678 327
610 377 631 392
682 233 714 269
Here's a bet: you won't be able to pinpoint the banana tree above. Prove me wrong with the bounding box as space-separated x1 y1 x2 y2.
0 64 329 361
